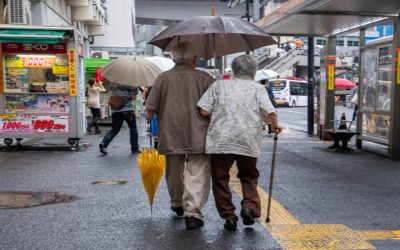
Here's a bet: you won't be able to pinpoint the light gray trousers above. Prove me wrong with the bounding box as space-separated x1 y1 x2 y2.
165 154 210 220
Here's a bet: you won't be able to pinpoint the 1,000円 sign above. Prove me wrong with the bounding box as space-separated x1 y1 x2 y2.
0 115 69 134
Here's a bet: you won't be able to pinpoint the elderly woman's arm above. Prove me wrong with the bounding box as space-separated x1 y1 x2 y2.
199 109 210 117
264 112 283 133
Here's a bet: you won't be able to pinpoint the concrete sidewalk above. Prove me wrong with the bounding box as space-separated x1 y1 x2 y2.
256 127 400 249
0 117 399 249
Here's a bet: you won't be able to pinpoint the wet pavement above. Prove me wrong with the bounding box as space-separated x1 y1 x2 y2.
0 116 399 249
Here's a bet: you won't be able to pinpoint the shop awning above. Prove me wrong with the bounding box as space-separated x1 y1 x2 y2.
0 29 69 44
84 58 113 74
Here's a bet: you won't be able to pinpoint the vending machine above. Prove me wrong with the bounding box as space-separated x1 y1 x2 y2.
0 26 86 148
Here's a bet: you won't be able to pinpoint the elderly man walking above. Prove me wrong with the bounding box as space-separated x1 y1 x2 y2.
145 42 215 230
197 55 282 231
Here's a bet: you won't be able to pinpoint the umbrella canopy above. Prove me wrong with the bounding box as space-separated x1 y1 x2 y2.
148 16 277 60
144 56 175 72
294 40 305 47
101 58 162 87
255 69 280 81
137 148 166 212
335 78 356 89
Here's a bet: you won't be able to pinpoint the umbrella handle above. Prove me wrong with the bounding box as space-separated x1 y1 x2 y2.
149 128 153 148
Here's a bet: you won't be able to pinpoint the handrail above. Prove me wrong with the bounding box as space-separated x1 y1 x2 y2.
263 48 300 70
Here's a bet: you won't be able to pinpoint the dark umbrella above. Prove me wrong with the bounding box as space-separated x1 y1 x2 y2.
148 16 276 60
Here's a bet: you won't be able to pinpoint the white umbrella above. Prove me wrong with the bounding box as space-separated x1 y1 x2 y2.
144 56 175 72
101 58 161 87
255 69 280 81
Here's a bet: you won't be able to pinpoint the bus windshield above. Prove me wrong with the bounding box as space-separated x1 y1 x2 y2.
269 80 286 91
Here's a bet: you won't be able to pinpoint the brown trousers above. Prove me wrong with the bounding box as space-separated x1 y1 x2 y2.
211 154 261 220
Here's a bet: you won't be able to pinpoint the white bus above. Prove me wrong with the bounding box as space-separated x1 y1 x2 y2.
269 78 308 107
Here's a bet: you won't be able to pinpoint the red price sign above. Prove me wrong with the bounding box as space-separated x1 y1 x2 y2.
0 116 32 133
31 119 66 130
30 115 69 133
2 121 30 130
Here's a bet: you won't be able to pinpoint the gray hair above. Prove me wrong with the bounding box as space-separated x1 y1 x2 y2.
231 55 258 79
172 42 197 63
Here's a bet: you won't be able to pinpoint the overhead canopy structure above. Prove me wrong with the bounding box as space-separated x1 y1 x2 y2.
256 0 400 36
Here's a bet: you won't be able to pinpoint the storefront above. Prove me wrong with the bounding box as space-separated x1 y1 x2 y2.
358 36 393 146
0 27 86 147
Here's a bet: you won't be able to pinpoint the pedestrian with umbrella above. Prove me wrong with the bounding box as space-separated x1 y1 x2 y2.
99 58 161 155
145 42 216 230
197 55 283 231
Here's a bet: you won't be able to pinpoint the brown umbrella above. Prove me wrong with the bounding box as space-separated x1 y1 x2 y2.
148 16 277 60
101 58 162 87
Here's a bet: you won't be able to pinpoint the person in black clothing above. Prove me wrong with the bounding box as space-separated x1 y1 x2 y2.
260 79 278 134
284 42 291 52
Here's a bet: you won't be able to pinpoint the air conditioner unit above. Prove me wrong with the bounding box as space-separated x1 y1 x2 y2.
91 51 109 58
5 0 31 25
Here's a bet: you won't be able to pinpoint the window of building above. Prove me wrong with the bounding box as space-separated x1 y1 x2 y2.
347 37 360 47
316 38 327 45
336 37 344 46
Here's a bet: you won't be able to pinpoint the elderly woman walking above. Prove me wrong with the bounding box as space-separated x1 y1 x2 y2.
197 55 282 231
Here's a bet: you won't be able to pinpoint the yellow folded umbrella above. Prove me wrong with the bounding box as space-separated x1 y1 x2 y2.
137 148 166 212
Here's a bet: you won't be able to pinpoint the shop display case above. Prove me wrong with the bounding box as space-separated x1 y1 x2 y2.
0 27 86 148
359 37 392 144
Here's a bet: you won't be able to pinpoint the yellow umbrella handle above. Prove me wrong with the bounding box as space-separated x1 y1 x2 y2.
149 128 153 148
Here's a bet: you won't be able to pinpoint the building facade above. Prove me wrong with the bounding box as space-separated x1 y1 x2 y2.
90 0 141 58
1 0 107 57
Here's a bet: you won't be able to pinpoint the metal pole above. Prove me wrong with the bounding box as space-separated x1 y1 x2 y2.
356 28 365 149
322 36 336 140
253 0 259 22
307 37 315 135
245 0 250 55
246 0 250 22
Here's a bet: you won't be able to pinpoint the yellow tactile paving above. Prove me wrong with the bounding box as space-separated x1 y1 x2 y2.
230 168 300 226
228 165 399 249
269 224 375 250
261 140 329 144
357 230 400 240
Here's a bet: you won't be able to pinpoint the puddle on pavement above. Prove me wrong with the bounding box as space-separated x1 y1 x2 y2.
91 180 127 186
0 191 77 209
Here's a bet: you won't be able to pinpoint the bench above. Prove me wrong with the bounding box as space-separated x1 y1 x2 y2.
325 119 359 151
326 129 360 150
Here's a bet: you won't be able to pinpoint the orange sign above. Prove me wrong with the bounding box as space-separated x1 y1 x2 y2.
328 65 335 91
0 45 3 94
68 49 76 96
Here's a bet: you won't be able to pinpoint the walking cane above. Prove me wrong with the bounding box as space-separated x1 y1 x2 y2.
266 133 278 223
